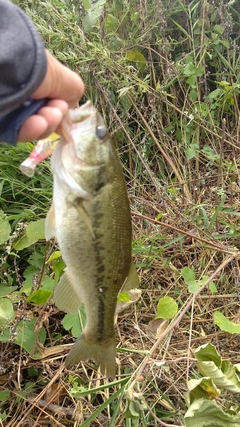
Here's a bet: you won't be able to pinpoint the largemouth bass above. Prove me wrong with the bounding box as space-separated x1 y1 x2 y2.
45 101 138 377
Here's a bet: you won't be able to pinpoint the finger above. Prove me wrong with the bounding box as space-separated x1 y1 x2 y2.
33 51 85 108
18 106 64 141
18 114 48 141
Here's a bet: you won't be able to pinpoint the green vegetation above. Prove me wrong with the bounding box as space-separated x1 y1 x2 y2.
1 0 240 425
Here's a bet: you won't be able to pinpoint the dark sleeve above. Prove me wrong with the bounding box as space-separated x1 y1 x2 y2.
0 0 47 118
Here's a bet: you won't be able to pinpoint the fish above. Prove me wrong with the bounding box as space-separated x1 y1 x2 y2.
45 100 139 377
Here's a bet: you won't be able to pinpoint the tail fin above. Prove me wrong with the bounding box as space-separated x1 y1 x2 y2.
65 333 116 378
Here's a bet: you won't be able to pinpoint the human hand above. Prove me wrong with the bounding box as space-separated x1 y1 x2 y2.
18 50 85 141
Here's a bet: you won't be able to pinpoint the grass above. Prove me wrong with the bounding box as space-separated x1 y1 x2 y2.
1 0 240 425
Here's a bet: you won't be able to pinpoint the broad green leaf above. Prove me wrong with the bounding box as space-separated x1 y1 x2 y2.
186 377 220 406
42 276 55 291
0 210 11 245
0 298 15 329
155 296 178 320
195 343 240 392
213 25 225 35
181 267 195 283
0 286 18 297
27 289 52 305
0 389 10 402
185 398 240 426
126 49 147 73
82 0 91 9
14 318 46 357
214 311 240 334
13 219 45 250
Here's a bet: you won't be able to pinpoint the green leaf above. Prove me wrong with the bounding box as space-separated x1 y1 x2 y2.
117 292 131 303
181 267 195 283
213 25 225 35
195 343 240 392
13 219 45 250
0 210 11 245
0 298 15 329
82 0 107 32
82 0 91 10
185 398 240 426
0 389 10 402
214 311 240 334
14 318 46 357
126 49 147 73
0 286 18 297
62 309 86 338
208 282 218 294
185 143 199 160
186 377 221 406
155 296 178 320
27 289 52 305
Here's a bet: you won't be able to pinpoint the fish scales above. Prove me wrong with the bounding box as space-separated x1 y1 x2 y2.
45 101 138 377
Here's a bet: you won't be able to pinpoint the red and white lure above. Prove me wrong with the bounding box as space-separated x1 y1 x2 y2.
19 134 60 177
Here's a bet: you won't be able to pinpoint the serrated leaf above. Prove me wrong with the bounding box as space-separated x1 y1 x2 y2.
185 398 240 426
0 210 11 245
82 0 106 32
195 343 240 392
185 144 199 160
14 318 46 357
0 298 15 329
155 296 178 320
27 289 52 305
62 309 86 338
214 311 240 334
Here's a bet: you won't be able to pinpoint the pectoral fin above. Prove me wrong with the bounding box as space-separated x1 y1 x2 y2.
72 199 95 238
54 269 82 313
45 203 56 240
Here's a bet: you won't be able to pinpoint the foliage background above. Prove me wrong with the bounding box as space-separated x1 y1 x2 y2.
0 0 240 425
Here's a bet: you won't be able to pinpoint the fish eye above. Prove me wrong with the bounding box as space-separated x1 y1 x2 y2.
96 125 107 140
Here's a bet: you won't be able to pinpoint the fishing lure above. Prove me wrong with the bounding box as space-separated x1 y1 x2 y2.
19 134 59 177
